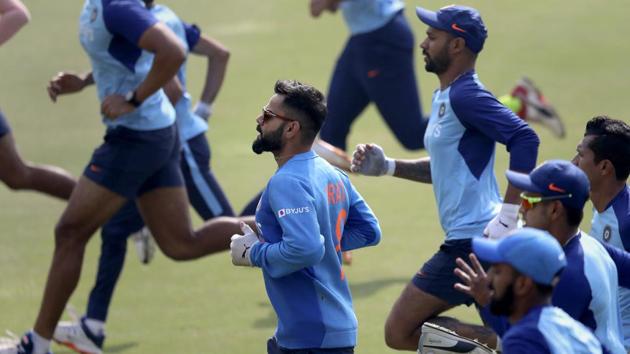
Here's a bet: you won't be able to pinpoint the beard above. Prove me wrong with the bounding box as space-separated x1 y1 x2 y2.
424 46 451 74
489 282 515 317
252 123 284 155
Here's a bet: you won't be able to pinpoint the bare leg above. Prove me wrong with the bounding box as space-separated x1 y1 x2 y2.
137 187 254 260
384 282 453 350
33 176 126 338
0 133 76 199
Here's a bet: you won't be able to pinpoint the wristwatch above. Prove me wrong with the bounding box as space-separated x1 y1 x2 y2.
125 90 142 108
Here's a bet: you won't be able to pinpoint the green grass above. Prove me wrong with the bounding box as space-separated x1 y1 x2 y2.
0 0 628 353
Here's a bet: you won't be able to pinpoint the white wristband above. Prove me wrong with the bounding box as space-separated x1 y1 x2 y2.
385 158 396 176
194 101 213 118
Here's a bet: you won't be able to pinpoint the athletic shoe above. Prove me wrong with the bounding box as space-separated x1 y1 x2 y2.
131 226 155 265
53 317 103 354
0 331 52 354
511 77 565 138
418 322 494 354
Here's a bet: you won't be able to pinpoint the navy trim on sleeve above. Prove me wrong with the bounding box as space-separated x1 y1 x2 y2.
103 0 158 45
182 22 201 50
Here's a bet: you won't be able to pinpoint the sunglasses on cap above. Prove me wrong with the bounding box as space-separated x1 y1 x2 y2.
520 192 573 211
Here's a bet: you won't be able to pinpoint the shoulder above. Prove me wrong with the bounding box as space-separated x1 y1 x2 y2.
503 325 549 353
449 71 494 106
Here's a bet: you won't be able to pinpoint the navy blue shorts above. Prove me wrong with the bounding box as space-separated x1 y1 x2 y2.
0 109 11 138
267 338 353 354
412 239 486 306
84 125 183 199
320 11 426 151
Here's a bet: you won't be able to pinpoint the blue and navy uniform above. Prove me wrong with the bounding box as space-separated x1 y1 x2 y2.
591 185 630 349
412 70 539 305
79 0 182 198
319 0 425 151
250 151 380 350
84 3 235 322
502 305 604 354
0 109 10 138
483 232 627 354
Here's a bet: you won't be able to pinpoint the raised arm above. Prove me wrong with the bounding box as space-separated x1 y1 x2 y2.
351 143 432 183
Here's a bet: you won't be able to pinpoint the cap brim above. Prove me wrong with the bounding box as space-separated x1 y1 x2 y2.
472 238 504 264
415 7 447 30
505 170 543 193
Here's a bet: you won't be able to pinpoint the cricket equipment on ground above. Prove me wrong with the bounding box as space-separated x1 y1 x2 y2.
418 322 494 354
313 139 352 173
350 144 394 176
230 222 259 266
483 203 519 240
511 77 565 138
131 227 155 265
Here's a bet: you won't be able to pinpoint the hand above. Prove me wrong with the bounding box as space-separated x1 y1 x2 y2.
193 101 213 121
483 203 520 239
47 72 88 102
309 0 329 17
230 222 260 267
454 253 492 307
350 143 394 176
101 94 135 119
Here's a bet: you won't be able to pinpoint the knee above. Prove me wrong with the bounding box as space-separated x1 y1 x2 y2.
384 320 409 350
54 220 90 251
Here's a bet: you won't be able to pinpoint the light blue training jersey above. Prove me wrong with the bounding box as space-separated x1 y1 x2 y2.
79 0 175 131
502 305 604 354
150 4 208 141
591 185 630 349
249 150 381 349
423 71 539 240
553 232 625 354
340 0 404 35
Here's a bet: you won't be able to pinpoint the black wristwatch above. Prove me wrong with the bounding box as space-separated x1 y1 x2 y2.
125 90 142 108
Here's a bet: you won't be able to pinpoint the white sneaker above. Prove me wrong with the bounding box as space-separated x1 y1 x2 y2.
53 318 103 354
131 226 155 264
511 77 565 138
418 322 494 354
0 332 18 354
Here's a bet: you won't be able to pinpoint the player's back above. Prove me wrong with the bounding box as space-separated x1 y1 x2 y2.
591 185 630 349
553 232 625 354
503 305 603 354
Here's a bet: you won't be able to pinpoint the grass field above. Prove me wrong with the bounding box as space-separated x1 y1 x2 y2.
1 1 629 353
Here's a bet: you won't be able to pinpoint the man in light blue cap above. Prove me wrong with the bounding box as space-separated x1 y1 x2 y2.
469 228 604 354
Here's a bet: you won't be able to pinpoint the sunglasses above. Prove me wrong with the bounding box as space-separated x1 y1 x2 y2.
261 107 295 124
520 192 573 211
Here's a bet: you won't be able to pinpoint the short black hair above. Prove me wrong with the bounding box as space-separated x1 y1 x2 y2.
585 116 630 180
274 80 327 143
564 205 583 227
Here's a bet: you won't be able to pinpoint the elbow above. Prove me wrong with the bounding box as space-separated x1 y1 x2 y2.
371 226 382 246
216 47 230 63
301 242 325 266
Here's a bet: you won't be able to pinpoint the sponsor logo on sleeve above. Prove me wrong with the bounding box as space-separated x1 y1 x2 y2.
277 207 311 218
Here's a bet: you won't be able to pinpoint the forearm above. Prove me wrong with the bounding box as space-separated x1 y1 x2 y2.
135 51 183 102
503 184 521 205
393 157 432 183
199 53 228 104
251 236 324 278
0 5 30 46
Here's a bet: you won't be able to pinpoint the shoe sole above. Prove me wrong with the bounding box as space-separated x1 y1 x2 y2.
54 340 101 354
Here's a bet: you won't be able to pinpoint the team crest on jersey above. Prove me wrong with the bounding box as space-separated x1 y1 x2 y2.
438 103 446 118
90 7 98 22
603 225 612 242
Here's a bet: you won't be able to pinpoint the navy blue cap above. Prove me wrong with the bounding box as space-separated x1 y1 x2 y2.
415 5 488 53
506 160 590 210
473 228 566 285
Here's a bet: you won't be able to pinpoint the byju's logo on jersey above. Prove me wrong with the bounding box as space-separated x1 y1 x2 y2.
277 207 311 218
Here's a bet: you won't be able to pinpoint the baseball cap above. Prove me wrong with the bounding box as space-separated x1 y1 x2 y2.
415 5 488 53
473 228 566 285
506 160 590 210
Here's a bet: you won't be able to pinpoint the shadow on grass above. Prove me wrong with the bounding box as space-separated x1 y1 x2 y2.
56 342 137 354
252 276 408 329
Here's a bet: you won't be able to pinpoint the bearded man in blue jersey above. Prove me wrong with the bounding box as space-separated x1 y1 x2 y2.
350 4 540 352
229 80 381 354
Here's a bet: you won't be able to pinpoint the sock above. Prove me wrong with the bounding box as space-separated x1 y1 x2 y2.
84 318 106 336
498 94 523 117
30 330 51 354
495 335 503 352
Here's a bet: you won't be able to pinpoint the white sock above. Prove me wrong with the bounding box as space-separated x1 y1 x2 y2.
495 336 502 352
84 318 106 336
30 330 51 354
